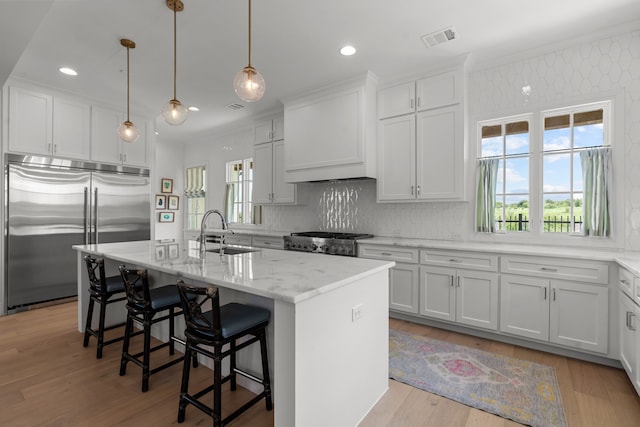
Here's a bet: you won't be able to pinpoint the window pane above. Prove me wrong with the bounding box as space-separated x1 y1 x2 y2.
543 194 572 232
505 121 529 155
496 159 504 192
543 153 571 193
504 157 529 194
481 135 502 157
574 110 603 148
543 124 570 152
573 153 583 192
504 195 529 232
573 195 584 234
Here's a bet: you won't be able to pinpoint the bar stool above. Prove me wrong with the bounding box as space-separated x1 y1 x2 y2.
176 280 273 426
83 255 130 359
118 265 186 392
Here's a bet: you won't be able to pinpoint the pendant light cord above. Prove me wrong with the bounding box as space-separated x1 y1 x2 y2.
173 4 177 100
126 45 131 122
247 0 252 68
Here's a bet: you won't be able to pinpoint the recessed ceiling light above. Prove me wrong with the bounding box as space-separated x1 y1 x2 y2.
188 106 199 112
340 45 356 56
58 67 78 76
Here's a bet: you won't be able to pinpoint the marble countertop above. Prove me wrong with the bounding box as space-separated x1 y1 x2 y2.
73 240 394 304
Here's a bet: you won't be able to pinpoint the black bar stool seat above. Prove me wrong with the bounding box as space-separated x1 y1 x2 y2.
119 265 190 392
83 255 133 359
176 280 273 427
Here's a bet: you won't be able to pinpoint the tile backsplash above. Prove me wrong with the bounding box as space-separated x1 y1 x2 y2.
263 179 470 240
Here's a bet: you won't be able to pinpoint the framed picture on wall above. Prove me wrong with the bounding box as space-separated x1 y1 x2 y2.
168 243 179 259
168 195 179 210
155 195 167 209
158 212 175 223
161 178 173 194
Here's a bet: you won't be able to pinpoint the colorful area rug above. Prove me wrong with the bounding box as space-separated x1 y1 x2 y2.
389 329 567 427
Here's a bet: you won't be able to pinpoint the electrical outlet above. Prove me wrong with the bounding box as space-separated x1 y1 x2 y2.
352 304 363 322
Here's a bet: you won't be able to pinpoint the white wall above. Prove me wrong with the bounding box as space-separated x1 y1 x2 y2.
154 137 184 240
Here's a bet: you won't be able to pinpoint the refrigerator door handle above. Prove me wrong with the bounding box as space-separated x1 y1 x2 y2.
84 187 89 244
94 187 99 244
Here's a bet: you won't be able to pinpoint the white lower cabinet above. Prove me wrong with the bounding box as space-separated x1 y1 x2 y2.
389 263 420 314
420 266 499 330
618 267 640 396
500 274 608 354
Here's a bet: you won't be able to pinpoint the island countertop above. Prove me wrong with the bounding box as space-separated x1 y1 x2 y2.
72 240 394 304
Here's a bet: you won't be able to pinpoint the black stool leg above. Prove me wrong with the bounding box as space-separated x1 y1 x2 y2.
96 297 107 359
120 314 133 376
214 346 223 427
230 339 237 391
83 296 95 348
177 341 192 423
260 330 273 410
142 314 152 392
169 307 175 355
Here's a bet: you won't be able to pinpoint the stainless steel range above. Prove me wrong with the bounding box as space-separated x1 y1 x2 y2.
283 231 373 257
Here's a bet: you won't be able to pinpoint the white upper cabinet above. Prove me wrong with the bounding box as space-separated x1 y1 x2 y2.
9 86 91 159
254 115 284 144
52 97 91 159
253 140 295 204
284 72 377 182
90 107 148 167
377 81 415 119
377 67 466 202
8 86 53 155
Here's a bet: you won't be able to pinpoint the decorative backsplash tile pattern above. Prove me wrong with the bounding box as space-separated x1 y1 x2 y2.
263 29 640 248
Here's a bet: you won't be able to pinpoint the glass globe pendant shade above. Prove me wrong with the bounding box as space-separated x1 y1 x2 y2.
161 99 188 126
117 120 140 143
233 66 265 102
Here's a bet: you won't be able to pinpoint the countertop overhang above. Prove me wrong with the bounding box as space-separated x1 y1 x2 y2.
73 240 394 304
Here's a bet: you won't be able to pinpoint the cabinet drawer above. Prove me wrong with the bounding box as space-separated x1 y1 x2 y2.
502 256 608 284
252 236 284 249
618 267 636 299
358 245 419 263
420 250 498 272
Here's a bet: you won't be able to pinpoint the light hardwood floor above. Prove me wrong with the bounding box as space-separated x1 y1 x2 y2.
1 302 639 426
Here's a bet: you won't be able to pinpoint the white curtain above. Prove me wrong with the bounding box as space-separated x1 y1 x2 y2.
184 166 205 198
224 183 235 222
580 147 612 237
475 158 499 233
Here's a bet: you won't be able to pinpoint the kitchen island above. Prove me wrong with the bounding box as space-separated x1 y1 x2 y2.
73 240 394 427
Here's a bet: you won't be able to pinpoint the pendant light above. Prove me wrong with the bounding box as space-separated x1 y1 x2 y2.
162 0 188 126
117 39 140 143
233 0 265 102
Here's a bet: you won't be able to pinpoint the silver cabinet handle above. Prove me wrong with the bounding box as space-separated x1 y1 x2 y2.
410 185 414 195
53 144 57 153
123 154 127 162
544 287 547 300
629 312 637 331
93 188 99 244
457 276 460 287
417 185 421 194
450 275 454 287
417 97 421 107
552 288 556 301
410 99 414 109
449 258 462 262
380 252 392 256
48 143 52 152
540 267 558 272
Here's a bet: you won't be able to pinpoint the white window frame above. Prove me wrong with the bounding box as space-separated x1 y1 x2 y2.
184 164 207 231
225 158 253 225
473 97 619 248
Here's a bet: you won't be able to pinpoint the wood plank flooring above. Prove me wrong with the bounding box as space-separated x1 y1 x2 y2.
1 302 638 426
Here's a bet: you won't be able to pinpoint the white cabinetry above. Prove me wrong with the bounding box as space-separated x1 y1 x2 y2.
8 86 90 159
358 245 420 314
253 140 296 204
91 107 147 167
618 267 640 396
284 72 377 182
377 68 465 201
420 250 499 330
500 256 609 354
254 115 284 144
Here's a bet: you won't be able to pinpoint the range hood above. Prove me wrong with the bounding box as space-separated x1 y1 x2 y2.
283 72 378 183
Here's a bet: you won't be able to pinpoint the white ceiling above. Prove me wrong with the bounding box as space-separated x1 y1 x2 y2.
4 0 640 142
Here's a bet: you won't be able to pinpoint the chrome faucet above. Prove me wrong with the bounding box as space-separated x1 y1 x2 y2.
199 209 229 257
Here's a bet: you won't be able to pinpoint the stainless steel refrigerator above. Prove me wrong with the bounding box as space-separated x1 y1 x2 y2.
5 154 150 311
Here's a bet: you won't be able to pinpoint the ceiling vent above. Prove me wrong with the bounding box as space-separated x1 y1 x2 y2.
421 26 456 48
225 103 245 111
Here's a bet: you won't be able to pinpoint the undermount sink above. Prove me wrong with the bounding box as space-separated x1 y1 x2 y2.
206 247 256 255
